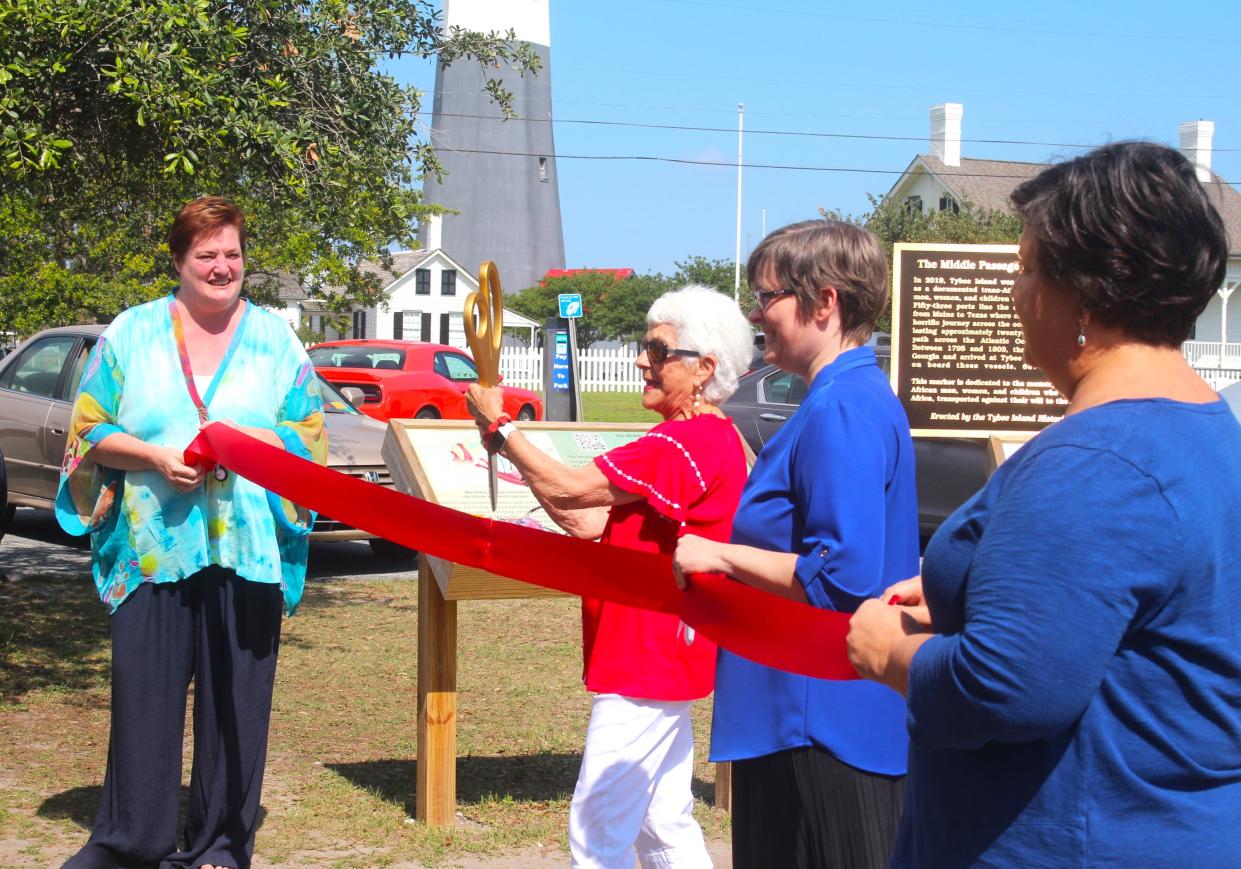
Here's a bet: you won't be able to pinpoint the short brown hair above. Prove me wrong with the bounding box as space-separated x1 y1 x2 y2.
746 220 888 343
167 196 246 268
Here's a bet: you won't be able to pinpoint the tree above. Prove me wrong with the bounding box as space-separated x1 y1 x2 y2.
506 271 670 348
821 195 1022 332
670 255 753 312
0 0 538 335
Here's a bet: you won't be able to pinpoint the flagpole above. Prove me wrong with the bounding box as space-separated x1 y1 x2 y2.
734 101 744 303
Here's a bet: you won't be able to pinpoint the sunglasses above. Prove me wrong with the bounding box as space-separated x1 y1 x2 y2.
753 288 798 310
639 338 701 365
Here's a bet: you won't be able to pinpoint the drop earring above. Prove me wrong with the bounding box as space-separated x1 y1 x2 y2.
692 385 702 412
1077 322 1087 348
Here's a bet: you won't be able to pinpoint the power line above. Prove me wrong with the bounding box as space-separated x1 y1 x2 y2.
416 110 1241 153
428 145 1241 185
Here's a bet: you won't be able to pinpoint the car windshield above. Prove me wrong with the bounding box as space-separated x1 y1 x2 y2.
316 374 362 415
308 345 405 370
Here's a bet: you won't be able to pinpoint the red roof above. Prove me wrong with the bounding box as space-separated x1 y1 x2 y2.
542 268 634 282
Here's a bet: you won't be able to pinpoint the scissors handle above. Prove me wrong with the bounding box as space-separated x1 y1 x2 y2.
465 260 504 387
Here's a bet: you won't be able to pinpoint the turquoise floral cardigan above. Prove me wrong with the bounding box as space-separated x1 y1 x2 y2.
56 297 327 615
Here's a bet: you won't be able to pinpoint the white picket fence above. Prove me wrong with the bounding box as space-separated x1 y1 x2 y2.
499 341 1241 393
1181 340 1241 388
500 345 644 392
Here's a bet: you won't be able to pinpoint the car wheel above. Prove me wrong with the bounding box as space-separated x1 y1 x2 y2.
414 406 440 419
516 404 536 421
368 538 417 560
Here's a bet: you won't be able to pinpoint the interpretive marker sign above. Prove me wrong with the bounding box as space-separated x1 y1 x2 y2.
382 419 651 599
891 243 1066 437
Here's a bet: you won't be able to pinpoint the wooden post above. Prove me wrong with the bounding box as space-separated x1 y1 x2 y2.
715 761 732 812
416 553 458 826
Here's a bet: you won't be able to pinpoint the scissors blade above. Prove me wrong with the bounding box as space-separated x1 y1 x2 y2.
488 453 498 512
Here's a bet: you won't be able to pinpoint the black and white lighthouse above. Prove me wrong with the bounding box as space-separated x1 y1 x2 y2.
419 0 565 294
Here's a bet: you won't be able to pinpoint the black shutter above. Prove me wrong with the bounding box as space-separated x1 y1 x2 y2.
393 312 403 340
439 313 450 344
420 313 431 342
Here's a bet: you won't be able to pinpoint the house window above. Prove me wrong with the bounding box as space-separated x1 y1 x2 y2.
441 269 456 296
393 312 403 340
905 195 923 216
938 194 960 214
415 268 430 295
352 310 367 339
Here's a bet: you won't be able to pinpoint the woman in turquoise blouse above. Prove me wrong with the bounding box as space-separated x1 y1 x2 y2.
58 197 326 869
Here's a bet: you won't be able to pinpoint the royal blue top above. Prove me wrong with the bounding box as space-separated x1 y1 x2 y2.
897 398 1241 868
710 346 919 775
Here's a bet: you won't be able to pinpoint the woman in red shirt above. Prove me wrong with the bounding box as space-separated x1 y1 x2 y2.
467 285 753 869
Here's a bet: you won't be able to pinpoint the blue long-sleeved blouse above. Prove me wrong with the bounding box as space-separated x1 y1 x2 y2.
710 346 920 775
896 398 1241 867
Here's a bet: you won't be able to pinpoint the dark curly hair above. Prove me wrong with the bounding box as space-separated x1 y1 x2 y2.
1010 141 1228 347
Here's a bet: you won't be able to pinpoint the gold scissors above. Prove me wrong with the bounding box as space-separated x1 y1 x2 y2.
465 261 504 511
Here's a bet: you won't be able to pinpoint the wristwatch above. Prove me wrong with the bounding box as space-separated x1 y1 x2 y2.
486 414 516 449
494 421 518 446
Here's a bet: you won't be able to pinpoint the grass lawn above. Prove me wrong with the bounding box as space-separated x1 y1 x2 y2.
0 570 725 867
579 390 659 424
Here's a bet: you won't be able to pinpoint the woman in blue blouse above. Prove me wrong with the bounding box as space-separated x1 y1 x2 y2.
849 142 1241 867
675 220 919 868
58 197 327 869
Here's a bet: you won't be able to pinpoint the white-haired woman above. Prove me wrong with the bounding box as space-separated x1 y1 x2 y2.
468 285 753 869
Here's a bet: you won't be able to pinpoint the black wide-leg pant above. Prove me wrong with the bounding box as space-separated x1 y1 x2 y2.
64 567 282 869
730 745 905 869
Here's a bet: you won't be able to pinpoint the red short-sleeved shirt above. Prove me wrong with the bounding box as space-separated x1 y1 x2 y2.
584 413 748 700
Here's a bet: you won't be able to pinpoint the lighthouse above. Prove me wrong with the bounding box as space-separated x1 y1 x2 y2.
419 0 565 294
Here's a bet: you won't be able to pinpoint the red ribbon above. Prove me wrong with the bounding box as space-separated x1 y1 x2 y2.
185 423 859 680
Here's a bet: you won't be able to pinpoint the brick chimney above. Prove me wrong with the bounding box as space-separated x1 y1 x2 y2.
1179 120 1214 182
930 103 964 167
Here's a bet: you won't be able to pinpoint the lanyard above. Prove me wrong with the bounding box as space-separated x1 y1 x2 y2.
169 295 248 478
169 297 211 425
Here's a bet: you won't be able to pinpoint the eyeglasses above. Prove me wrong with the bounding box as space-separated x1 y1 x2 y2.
753 288 798 311
638 338 701 365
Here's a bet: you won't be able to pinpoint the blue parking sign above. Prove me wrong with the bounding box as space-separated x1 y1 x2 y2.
558 293 583 319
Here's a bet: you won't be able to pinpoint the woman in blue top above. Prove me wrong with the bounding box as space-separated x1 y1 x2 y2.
58 197 327 869
675 220 920 868
849 142 1241 868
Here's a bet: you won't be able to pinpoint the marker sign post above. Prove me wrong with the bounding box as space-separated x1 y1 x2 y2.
542 295 584 421
891 243 1065 438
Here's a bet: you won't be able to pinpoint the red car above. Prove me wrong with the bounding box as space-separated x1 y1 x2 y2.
307 340 543 423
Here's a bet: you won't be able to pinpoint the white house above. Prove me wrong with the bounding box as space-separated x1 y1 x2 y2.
291 247 539 351
887 105 1241 377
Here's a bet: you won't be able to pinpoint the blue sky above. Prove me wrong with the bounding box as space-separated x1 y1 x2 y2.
394 0 1241 276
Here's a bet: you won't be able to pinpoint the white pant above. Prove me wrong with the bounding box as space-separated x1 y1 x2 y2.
569 694 712 869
